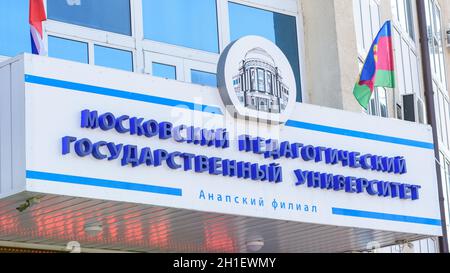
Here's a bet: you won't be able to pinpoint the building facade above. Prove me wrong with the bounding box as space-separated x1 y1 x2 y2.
0 0 449 253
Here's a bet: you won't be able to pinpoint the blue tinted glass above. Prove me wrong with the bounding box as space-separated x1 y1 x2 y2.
0 0 31 57
143 0 219 53
153 63 176 79
47 0 131 35
191 70 217 87
48 36 88 63
229 2 302 102
94 45 133 71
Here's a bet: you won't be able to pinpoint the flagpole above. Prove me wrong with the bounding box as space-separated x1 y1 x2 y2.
416 0 449 253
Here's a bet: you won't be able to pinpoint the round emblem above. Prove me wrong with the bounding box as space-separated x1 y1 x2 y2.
218 36 297 124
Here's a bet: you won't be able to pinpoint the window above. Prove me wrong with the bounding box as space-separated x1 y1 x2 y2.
257 68 265 92
391 27 421 97
267 72 273 94
0 0 30 57
250 69 257 91
437 92 450 149
2 1 303 92
426 0 450 151
378 88 388 117
152 63 176 80
191 70 217 87
47 0 131 36
446 160 450 199
48 36 88 64
142 0 219 53
434 87 443 140
353 0 390 118
392 0 415 41
425 0 447 87
229 2 302 102
443 96 450 149
94 45 133 71
391 0 421 100
353 0 380 56
391 0 423 123
366 88 389 118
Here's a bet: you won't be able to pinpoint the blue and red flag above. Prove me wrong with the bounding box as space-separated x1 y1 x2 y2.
353 21 395 109
29 0 47 55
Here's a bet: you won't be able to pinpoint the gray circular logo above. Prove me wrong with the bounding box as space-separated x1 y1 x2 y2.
218 36 297 124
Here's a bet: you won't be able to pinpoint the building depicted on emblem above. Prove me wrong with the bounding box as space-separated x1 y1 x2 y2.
232 48 289 113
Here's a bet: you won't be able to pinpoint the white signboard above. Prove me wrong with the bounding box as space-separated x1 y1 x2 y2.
2 52 442 237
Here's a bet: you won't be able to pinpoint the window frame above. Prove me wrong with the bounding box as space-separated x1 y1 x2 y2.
353 0 381 60
46 0 133 37
426 0 450 158
140 0 303 98
426 0 448 92
391 0 417 47
144 51 184 81
43 0 137 72
190 68 218 87
93 44 135 72
0 1 304 100
47 34 89 64
390 0 424 119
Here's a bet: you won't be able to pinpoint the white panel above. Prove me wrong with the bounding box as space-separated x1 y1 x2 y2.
0 65 12 197
11 59 26 192
19 54 442 237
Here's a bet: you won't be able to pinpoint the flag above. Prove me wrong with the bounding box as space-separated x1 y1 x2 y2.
353 21 395 109
29 0 47 55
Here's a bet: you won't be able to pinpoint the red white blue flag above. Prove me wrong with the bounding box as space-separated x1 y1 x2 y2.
29 0 47 55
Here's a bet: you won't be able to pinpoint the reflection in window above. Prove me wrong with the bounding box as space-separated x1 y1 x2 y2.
143 0 219 53
425 0 447 87
353 0 381 55
94 45 133 71
191 70 217 87
368 96 377 116
446 160 450 188
366 88 389 118
0 0 30 57
434 88 443 141
152 62 176 80
267 72 273 94
229 2 301 101
250 69 257 91
48 36 88 64
257 68 265 92
392 0 415 41
378 88 388 118
47 0 131 35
